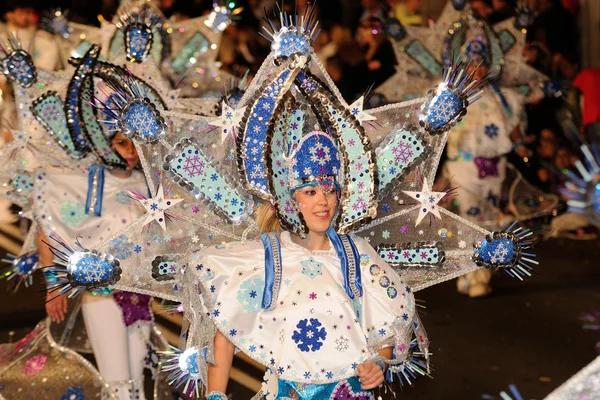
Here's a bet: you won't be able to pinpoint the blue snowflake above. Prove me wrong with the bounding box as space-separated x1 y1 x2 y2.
249 345 256 352
402 313 409 321
213 309 220 317
277 367 285 374
484 123 499 139
304 371 311 379
215 193 222 201
61 386 84 400
231 198 239 206
150 203 159 211
210 285 216 293
229 329 237 336
292 318 327 352
237 277 265 312
108 234 134 260
379 329 386 336
326 371 334 379
134 245 142 253
211 173 218 181
382 203 391 212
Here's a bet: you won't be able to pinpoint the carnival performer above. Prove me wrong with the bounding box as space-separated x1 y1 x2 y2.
202 132 417 399
39 131 153 400
444 38 528 298
0 42 174 398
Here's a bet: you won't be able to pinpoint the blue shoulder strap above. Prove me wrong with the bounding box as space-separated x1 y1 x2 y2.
260 232 282 310
326 228 363 299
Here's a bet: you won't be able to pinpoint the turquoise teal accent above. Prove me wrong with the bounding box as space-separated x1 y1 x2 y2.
275 377 373 399
377 129 425 191
172 32 210 73
31 93 82 157
405 40 442 77
170 144 247 220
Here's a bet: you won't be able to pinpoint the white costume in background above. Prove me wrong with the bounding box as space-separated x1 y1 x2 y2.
35 167 151 400
444 88 525 219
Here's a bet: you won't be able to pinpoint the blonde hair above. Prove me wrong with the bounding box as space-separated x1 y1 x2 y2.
256 202 281 234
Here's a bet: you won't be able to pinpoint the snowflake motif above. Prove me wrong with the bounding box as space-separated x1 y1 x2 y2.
309 142 332 166
284 200 295 215
401 225 409 234
352 197 367 211
301 258 323 279
458 240 466 249
237 277 265 312
60 386 85 400
490 243 510 264
59 200 86 227
334 336 350 352
292 318 327 352
183 156 205 178
484 123 499 139
134 245 142 253
393 142 414 164
108 234 134 260
23 354 47 376
115 190 132 204
382 230 390 239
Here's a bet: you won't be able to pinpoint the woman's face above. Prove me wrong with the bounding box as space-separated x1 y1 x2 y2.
111 132 139 170
294 183 338 235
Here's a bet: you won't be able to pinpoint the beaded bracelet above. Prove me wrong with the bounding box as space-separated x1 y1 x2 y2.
207 391 228 400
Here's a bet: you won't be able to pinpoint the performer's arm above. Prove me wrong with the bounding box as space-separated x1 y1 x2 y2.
208 330 235 394
37 229 68 323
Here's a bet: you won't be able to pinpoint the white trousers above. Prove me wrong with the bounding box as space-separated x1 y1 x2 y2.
81 294 150 400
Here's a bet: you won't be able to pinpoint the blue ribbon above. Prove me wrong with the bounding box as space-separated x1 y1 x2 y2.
490 82 512 117
85 164 105 217
326 228 363 299
260 232 282 310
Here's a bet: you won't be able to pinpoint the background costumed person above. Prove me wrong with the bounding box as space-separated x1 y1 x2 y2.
0 40 180 399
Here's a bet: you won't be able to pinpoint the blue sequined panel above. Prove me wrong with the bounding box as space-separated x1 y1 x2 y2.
377 243 443 268
3 50 36 87
125 25 153 62
404 40 442 77
15 253 39 275
69 253 116 286
31 92 83 157
474 237 516 265
241 68 294 197
274 30 310 58
172 32 210 73
291 134 340 181
269 98 304 231
425 91 462 129
497 29 517 53
11 172 34 192
123 102 162 140
275 377 374 399
384 18 406 40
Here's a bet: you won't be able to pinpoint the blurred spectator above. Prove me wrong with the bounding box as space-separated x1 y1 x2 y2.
471 0 494 19
389 0 424 26
359 0 387 24
527 0 579 63
572 68 600 143
356 17 397 89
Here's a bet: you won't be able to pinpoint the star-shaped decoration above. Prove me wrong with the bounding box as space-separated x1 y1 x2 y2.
209 101 247 142
402 178 446 225
138 184 183 231
348 96 376 124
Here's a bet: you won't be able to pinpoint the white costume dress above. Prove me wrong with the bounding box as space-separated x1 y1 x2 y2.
444 87 525 219
34 167 153 400
192 231 420 399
